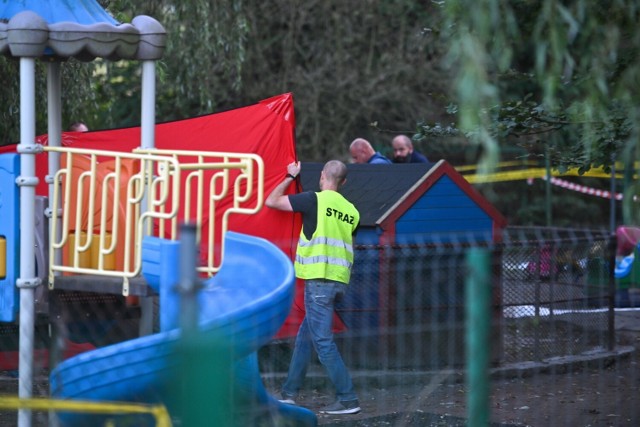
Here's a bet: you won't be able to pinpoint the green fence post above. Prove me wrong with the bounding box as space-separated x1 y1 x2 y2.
173 224 235 426
466 247 491 427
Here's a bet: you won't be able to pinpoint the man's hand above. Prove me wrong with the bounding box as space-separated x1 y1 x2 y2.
287 161 301 177
265 161 300 211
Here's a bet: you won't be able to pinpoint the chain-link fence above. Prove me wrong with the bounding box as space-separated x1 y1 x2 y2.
260 225 620 377
302 226 617 372
499 227 615 364
1 226 634 427
336 240 472 370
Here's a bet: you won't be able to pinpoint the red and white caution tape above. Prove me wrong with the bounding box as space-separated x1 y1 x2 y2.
540 176 624 200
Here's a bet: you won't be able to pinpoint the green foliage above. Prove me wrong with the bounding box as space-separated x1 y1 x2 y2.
486 179 611 228
155 0 249 117
0 58 96 140
415 0 640 224
0 59 20 145
1 0 445 159
2 0 637 226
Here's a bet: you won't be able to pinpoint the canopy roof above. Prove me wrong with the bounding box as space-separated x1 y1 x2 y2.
0 0 165 60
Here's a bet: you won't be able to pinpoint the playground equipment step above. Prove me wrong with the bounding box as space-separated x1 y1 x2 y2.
52 275 155 297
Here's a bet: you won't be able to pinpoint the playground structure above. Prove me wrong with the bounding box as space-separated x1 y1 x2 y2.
0 4 169 426
0 143 317 425
0 2 310 425
614 225 640 307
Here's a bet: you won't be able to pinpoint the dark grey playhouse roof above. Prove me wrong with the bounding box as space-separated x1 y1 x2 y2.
300 162 437 227
299 160 507 235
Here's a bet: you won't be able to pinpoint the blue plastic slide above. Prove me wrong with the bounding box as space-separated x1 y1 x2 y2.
50 231 317 426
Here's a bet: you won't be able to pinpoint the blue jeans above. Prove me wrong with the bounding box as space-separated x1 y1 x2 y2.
282 279 357 402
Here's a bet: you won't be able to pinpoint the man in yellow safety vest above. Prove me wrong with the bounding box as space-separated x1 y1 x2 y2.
265 159 361 415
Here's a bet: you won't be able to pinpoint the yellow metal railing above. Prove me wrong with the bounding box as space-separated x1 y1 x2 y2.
135 148 264 275
0 395 172 426
0 236 6 279
45 146 264 293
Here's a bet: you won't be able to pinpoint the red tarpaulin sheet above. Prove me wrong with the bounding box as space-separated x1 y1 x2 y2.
0 93 345 338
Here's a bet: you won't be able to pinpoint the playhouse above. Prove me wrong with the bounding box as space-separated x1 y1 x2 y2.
299 161 507 367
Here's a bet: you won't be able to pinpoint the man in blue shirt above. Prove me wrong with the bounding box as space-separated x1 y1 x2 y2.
391 135 429 163
349 138 392 164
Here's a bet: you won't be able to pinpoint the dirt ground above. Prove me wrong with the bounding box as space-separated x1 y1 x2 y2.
1 313 639 427
268 312 640 427
287 339 640 427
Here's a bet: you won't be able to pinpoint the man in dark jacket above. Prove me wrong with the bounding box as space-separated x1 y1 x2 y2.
391 135 428 163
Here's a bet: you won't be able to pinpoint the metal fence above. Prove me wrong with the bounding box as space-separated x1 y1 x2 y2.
1 226 636 427
305 226 617 371
499 227 615 364
258 226 636 427
39 228 620 370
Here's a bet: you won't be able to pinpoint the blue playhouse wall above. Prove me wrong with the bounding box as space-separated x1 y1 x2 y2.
339 173 497 335
0 153 20 322
394 174 494 244
338 245 381 332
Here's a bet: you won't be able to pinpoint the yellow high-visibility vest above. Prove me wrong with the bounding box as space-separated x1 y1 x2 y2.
294 190 359 284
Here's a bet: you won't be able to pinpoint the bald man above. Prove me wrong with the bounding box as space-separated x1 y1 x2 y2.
391 135 428 163
349 138 391 164
266 160 362 415
69 121 89 132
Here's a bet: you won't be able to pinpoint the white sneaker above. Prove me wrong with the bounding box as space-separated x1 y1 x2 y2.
278 393 296 405
319 400 361 415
